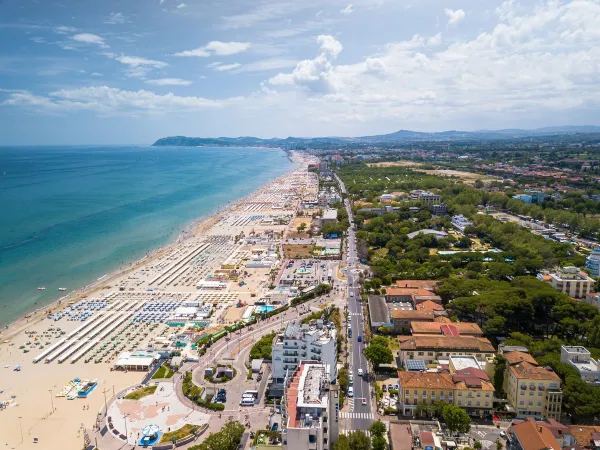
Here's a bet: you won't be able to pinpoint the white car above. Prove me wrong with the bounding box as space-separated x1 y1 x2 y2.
358 368 363 376
348 387 354 397
349 375 353 385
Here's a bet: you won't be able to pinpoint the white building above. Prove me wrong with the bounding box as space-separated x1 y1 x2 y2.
586 247 600 277
322 209 338 224
282 361 339 450
451 215 474 232
272 321 337 384
546 266 595 298
560 346 600 385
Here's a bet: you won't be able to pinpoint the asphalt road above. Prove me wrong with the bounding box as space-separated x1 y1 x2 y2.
337 175 374 433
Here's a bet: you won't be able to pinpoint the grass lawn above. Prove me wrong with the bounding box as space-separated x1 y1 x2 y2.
152 363 174 379
388 338 399 352
160 424 201 443
124 385 157 400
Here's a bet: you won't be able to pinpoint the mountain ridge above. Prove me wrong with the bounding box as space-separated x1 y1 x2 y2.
152 126 600 148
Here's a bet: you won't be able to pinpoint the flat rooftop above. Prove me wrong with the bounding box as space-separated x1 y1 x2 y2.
450 355 482 371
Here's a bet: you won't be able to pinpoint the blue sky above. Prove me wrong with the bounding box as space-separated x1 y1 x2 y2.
1 0 599 145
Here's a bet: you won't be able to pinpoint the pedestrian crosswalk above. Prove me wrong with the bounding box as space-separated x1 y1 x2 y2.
341 429 371 437
349 313 362 316
339 412 375 419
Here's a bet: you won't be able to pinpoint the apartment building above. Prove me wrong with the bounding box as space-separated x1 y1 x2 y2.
503 351 562 420
560 346 600 385
398 335 495 365
544 266 595 298
282 361 339 450
272 321 337 384
451 215 474 232
390 310 435 333
398 355 495 418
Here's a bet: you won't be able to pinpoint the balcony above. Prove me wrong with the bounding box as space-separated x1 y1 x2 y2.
284 351 298 357
284 359 297 363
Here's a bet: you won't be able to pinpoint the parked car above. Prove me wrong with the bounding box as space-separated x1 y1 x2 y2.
348 387 354 397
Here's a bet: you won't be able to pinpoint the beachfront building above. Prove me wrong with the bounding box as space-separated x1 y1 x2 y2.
560 346 600 385
272 321 337 384
544 266 595 298
282 361 339 450
114 350 159 371
451 215 474 232
397 335 495 366
503 351 562 420
586 248 600 277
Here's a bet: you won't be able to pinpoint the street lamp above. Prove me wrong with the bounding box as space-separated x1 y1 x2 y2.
49 389 54 414
124 413 130 443
18 416 23 444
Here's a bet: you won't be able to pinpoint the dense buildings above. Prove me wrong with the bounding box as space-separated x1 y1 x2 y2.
503 351 562 420
281 361 339 450
272 321 337 384
560 346 600 385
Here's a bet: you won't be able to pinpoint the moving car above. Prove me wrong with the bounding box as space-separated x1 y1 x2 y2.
357 335 362 343
358 368 363 376
348 387 354 397
361 398 367 405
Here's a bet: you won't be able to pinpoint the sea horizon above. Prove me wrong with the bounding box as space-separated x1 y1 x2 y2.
0 145 295 327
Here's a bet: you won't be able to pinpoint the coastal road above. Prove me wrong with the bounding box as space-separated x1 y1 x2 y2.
337 175 374 434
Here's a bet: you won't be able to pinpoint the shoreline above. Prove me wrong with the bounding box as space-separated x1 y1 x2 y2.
0 158 299 340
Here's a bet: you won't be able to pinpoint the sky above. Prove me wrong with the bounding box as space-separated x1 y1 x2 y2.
1 0 600 145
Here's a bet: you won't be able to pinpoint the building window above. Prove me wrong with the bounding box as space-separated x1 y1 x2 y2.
428 352 434 356
519 401 524 405
418 352 424 356
528 401 533 406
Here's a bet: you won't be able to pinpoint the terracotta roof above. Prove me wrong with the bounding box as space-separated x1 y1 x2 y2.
434 316 452 323
398 335 495 352
511 419 570 440
441 324 460 336
452 368 493 390
416 300 445 311
395 280 440 290
511 420 561 450
569 426 600 447
398 371 455 390
505 351 538 366
387 287 421 296
508 361 561 381
410 321 483 336
454 378 495 391
390 310 435 321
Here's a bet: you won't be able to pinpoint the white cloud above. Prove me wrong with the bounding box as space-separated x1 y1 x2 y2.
105 13 129 24
261 0 600 131
235 58 299 73
177 3 187 9
427 32 442 46
269 35 343 93
107 54 168 78
146 78 193 86
91 72 103 76
341 4 354 15
208 62 242 71
445 8 465 25
2 86 226 115
175 41 251 57
54 26 77 35
71 33 108 48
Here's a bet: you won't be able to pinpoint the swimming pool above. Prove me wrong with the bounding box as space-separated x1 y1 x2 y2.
256 305 275 314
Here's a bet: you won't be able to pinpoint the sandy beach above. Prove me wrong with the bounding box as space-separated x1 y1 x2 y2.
0 151 319 450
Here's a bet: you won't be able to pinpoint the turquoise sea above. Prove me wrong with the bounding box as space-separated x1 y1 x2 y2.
0 145 294 327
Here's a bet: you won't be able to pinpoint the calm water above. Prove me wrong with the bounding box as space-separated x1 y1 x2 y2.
0 146 294 326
